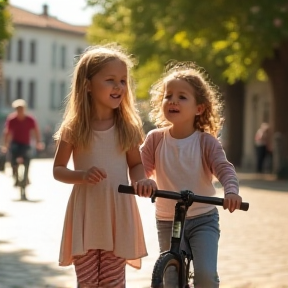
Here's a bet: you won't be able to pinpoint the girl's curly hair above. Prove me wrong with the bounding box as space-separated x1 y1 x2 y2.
149 60 224 137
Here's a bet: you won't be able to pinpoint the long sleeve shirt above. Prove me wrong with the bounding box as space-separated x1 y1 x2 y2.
140 127 239 220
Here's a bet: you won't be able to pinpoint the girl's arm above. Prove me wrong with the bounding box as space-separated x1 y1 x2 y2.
127 146 157 197
202 133 239 195
127 146 147 183
53 140 86 184
139 131 157 178
202 133 242 212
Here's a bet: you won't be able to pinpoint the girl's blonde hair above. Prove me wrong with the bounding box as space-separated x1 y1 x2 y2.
150 61 224 137
54 43 144 151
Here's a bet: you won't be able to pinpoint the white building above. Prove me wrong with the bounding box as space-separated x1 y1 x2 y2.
0 4 89 134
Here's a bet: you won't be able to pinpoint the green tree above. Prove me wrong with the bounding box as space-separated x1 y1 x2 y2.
0 0 12 86
87 0 288 176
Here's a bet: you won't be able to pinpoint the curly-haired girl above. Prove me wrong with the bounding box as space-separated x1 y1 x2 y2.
140 61 242 287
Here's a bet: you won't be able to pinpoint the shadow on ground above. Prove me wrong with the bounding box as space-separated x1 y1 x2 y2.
237 172 288 192
238 178 288 192
0 245 73 288
213 172 288 192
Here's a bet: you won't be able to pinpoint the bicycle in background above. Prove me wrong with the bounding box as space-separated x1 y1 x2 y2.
118 185 249 288
14 156 29 201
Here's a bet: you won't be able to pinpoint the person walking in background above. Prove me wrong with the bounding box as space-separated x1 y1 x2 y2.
53 44 156 288
254 122 272 173
140 61 242 287
1 99 43 185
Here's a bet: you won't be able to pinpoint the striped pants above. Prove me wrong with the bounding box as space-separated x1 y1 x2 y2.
73 249 126 288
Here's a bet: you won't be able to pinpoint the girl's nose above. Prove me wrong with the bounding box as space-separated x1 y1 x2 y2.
169 100 178 105
114 83 121 90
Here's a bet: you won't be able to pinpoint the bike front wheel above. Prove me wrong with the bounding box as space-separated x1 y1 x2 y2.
151 252 183 288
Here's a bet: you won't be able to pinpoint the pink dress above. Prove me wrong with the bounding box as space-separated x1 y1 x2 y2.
59 126 147 269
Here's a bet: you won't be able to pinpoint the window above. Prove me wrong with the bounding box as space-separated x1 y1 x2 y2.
75 47 84 57
50 81 57 109
28 80 35 109
4 78 11 105
17 39 24 62
60 81 66 107
60 45 66 69
16 79 23 99
30 40 36 63
51 43 56 68
74 47 84 65
5 41 12 61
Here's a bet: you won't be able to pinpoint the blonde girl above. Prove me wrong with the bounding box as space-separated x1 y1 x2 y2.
140 61 242 287
53 43 156 288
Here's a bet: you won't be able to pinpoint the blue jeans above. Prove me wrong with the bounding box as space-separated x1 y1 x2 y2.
156 208 220 288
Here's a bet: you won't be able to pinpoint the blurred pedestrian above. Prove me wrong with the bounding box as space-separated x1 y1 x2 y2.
254 122 272 173
1 99 43 185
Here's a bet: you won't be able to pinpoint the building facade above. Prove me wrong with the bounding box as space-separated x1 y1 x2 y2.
0 4 89 134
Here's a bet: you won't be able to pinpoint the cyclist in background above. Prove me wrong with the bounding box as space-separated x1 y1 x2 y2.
1 99 43 186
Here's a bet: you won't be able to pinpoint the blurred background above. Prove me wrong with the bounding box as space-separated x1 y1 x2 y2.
0 2 288 288
1 0 288 178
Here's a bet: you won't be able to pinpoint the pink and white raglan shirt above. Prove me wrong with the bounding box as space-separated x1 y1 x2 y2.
140 127 239 220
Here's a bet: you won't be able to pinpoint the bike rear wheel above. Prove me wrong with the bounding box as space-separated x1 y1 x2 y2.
151 252 183 288
17 162 28 201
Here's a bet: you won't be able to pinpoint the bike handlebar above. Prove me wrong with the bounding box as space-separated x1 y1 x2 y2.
118 185 249 211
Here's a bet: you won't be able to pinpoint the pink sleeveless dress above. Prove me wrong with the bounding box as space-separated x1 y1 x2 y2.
59 126 147 269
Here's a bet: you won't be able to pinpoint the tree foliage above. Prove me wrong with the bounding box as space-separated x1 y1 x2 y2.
87 0 288 82
0 0 12 58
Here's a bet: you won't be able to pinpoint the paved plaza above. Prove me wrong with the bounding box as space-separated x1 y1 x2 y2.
0 159 288 288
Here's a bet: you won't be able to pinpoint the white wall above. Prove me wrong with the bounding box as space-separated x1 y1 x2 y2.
1 25 88 134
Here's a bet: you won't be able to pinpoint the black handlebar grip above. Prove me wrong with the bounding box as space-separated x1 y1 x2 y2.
118 185 135 194
240 202 249 211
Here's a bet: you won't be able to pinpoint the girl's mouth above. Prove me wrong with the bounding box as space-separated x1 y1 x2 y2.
168 108 179 113
110 94 121 99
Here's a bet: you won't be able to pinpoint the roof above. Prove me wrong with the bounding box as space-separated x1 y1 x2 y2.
8 5 87 35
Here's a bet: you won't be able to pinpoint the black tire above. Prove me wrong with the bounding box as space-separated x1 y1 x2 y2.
151 252 181 288
18 164 27 201
20 186 27 201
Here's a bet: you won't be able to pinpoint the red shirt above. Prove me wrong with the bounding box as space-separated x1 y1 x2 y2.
5 113 37 145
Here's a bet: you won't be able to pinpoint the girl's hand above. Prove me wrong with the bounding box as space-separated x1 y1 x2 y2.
133 179 157 198
223 193 242 213
83 166 107 184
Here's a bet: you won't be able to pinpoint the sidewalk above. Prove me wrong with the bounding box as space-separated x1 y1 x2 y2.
0 159 288 288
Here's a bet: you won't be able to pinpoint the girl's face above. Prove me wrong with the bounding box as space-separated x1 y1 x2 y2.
162 77 204 127
88 59 128 118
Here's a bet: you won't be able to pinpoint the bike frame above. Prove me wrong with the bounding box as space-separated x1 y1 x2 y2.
154 190 195 287
118 185 249 288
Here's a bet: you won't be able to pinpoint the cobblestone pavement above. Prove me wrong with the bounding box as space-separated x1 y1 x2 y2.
0 159 288 288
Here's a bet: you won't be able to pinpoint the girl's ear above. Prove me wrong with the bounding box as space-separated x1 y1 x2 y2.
196 104 205 115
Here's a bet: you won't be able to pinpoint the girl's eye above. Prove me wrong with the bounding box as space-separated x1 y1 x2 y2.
107 79 114 82
121 80 127 85
164 95 172 99
179 95 187 99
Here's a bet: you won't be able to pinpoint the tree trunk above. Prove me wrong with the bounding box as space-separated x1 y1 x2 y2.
223 81 245 167
262 41 288 179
